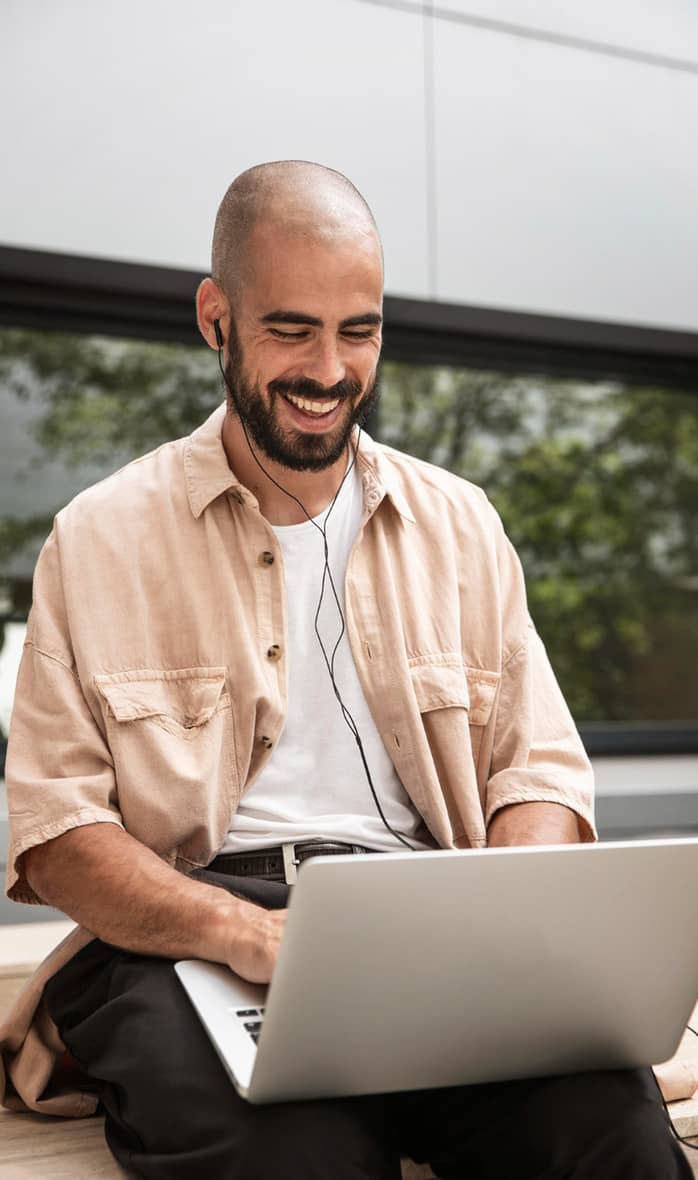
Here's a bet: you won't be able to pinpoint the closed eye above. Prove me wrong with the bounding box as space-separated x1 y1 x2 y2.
269 328 376 341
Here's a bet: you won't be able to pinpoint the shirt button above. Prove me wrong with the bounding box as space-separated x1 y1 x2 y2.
266 644 282 661
260 735 273 749
258 551 275 566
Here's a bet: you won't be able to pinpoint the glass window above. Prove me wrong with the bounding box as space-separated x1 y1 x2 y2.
0 328 696 737
379 362 698 723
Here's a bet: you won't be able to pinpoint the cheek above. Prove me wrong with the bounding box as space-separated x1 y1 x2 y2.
243 340 287 385
359 342 381 377
360 358 380 390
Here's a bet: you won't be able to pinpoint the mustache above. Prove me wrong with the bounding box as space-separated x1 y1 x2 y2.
267 376 362 402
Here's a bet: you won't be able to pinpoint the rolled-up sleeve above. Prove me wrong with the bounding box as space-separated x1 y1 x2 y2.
485 622 596 841
5 529 123 905
483 509 597 842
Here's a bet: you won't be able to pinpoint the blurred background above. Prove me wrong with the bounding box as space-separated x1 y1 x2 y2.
0 0 697 923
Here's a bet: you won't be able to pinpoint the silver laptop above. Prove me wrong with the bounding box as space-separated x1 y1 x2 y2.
175 838 698 1104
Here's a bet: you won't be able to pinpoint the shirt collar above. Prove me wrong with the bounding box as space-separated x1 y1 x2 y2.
354 430 417 524
184 403 416 524
184 403 240 519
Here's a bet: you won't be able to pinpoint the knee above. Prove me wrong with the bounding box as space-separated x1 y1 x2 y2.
540 1070 691 1179
591 1100 691 1179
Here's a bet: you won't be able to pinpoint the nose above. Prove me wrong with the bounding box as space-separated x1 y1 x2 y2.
303 337 346 389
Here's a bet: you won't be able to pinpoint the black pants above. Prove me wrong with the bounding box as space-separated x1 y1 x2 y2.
45 871 691 1180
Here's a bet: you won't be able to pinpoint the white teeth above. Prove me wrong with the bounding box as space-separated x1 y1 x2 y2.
286 394 340 415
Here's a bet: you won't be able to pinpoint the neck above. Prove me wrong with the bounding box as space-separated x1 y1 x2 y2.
221 412 351 525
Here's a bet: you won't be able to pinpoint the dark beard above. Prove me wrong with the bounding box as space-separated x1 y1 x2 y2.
223 326 381 472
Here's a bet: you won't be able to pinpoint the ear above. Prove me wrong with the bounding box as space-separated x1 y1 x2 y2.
196 278 229 351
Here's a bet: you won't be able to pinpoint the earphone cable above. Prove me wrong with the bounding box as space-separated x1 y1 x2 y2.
652 1069 698 1151
215 341 416 851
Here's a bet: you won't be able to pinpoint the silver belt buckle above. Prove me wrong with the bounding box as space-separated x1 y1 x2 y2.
282 842 300 885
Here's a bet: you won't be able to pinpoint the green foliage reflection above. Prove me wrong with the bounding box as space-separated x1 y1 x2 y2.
1 328 696 723
379 365 698 721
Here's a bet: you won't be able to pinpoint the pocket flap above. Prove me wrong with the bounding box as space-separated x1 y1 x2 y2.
464 669 500 726
409 662 470 713
409 661 500 725
95 668 227 727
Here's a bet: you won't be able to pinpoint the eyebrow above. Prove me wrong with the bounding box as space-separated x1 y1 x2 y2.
261 310 382 329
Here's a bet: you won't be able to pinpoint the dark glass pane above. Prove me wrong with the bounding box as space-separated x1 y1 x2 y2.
0 328 696 729
378 362 698 723
0 327 220 604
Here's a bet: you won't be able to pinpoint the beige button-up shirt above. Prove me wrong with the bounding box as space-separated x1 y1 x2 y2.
1 402 595 1115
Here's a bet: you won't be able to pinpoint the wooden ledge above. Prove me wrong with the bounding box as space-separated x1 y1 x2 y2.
0 1105 126 1178
0 920 74 980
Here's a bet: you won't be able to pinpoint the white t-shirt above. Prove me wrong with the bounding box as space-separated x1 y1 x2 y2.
221 458 434 853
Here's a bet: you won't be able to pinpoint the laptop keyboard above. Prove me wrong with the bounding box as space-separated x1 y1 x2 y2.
234 1007 266 1044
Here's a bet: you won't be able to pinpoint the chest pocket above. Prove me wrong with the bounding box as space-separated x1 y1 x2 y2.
94 667 236 862
96 668 228 734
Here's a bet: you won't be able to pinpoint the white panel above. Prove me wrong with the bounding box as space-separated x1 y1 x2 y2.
0 0 428 297
3 1 698 328
593 757 698 797
433 15 698 330
440 0 698 62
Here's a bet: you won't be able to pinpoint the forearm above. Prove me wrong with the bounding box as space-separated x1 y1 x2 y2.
487 800 581 846
23 822 280 978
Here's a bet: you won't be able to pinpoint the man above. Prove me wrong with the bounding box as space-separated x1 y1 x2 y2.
2 161 689 1178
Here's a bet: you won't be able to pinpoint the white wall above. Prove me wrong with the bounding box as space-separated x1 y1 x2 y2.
433 4 698 328
2 0 697 331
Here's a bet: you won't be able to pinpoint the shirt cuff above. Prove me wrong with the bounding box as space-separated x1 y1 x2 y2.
485 774 597 843
6 809 125 905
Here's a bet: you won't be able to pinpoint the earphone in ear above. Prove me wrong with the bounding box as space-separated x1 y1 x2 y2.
213 319 224 349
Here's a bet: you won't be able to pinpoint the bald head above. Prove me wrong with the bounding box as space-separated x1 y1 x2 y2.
211 160 382 303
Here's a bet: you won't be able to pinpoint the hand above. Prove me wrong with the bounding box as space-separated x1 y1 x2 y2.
225 899 288 983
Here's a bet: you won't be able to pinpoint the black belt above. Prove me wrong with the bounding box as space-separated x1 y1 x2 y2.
209 841 383 885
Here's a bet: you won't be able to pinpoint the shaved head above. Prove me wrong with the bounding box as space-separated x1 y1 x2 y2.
197 161 384 489
211 160 382 303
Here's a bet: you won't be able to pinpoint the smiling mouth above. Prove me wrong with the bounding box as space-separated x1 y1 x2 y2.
283 393 341 416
